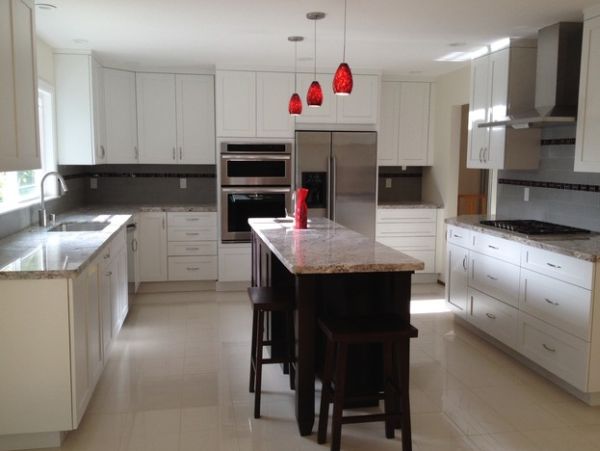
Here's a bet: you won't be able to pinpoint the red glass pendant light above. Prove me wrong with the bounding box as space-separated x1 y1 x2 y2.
288 36 304 116
333 0 353 95
306 12 326 107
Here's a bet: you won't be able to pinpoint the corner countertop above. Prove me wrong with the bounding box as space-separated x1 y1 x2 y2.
0 203 217 280
446 215 600 262
249 217 424 274
378 202 441 209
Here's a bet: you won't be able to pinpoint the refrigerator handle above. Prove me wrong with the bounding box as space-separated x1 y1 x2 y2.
331 156 336 221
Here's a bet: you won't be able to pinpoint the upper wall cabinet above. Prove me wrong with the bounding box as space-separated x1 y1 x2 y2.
103 68 138 164
137 73 216 164
216 70 294 138
0 0 41 171
576 7 600 173
296 73 379 125
378 81 432 166
55 52 106 165
467 44 541 170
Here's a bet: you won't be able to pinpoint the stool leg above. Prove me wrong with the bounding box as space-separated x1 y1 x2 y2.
318 337 336 444
399 338 412 451
330 342 348 451
287 310 296 390
249 309 258 393
254 310 265 419
383 341 395 439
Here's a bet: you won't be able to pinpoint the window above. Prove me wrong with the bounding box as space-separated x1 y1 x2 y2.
0 82 57 211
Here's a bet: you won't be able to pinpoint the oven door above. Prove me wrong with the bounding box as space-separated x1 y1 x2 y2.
221 187 292 242
220 154 292 186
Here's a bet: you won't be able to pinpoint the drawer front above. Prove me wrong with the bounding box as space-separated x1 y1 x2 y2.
521 245 593 289
519 312 589 391
167 212 217 228
168 241 217 257
377 208 436 222
472 232 521 265
377 236 436 251
520 269 592 340
168 227 217 242
470 251 520 307
168 256 217 281
447 226 471 248
468 288 519 349
377 222 436 237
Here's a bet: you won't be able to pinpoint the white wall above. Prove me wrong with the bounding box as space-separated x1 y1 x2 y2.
36 38 54 85
422 66 470 282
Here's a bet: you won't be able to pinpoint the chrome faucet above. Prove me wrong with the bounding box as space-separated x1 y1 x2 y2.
38 171 69 227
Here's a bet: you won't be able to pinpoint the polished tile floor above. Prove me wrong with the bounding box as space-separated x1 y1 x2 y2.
41 283 600 451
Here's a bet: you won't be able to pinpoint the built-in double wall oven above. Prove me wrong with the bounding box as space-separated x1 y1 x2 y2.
220 142 292 242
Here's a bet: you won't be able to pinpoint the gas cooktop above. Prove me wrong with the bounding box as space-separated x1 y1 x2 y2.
479 220 591 236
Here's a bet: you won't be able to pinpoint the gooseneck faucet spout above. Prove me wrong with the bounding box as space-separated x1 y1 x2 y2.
38 171 69 227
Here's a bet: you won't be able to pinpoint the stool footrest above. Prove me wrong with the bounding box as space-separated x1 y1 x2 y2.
341 413 401 425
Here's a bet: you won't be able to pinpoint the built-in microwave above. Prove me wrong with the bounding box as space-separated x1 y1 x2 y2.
220 142 292 186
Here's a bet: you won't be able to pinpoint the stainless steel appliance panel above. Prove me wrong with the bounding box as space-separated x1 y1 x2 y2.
295 131 331 219
220 153 292 186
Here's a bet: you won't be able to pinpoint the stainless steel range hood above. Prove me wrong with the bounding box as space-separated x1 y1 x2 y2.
479 22 583 129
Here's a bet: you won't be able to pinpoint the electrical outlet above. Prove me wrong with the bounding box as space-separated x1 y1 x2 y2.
180 177 187 189
385 178 392 189
90 178 98 190
524 187 530 202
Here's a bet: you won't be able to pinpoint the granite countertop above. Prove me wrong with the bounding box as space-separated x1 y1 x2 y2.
78 204 217 214
249 217 424 274
447 215 600 262
378 202 441 209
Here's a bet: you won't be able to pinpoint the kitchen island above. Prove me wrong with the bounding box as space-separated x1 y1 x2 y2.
249 217 423 435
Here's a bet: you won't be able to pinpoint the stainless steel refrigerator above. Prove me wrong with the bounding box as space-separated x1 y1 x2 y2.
295 131 377 238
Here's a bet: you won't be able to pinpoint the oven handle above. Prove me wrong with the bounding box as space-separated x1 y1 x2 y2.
221 187 292 193
220 154 291 160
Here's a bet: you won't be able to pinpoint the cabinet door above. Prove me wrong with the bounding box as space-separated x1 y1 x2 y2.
85 263 103 388
487 49 509 169
336 74 379 124
71 271 90 427
139 212 168 282
176 74 215 164
446 244 469 316
137 73 177 163
256 72 294 138
0 0 40 171
99 259 112 359
116 247 129 326
295 73 338 124
576 15 600 172
92 59 107 164
377 82 400 165
398 82 431 166
216 71 256 137
104 68 138 164
467 56 491 169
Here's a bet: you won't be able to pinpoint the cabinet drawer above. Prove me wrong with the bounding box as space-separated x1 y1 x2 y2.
377 222 436 237
472 232 521 265
168 241 217 257
519 312 589 391
468 288 519 349
447 226 471 248
470 251 520 308
520 269 592 340
167 212 216 228
377 236 436 251
521 246 593 289
168 256 217 281
377 208 436 222
168 227 217 242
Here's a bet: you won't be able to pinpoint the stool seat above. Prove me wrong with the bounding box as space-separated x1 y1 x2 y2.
247 287 295 311
318 316 418 343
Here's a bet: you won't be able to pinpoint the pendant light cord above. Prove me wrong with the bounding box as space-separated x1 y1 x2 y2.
313 19 317 78
343 0 347 62
294 41 298 90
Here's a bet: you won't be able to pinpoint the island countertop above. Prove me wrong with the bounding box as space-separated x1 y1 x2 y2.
249 217 424 274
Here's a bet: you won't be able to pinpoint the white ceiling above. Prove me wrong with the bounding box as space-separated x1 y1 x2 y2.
35 0 598 76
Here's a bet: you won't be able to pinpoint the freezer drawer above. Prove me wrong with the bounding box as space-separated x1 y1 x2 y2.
168 256 217 281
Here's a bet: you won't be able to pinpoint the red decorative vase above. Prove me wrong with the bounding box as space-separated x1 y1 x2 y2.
294 188 309 229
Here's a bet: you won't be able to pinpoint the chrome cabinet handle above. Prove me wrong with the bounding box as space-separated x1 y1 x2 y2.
179 147 183 160
134 146 139 160
186 267 200 271
132 238 138 252
483 147 488 162
479 147 483 163
186 247 199 251
100 145 106 159
172 147 176 160
546 262 562 269
486 313 496 319
106 271 112 277
488 245 499 250
186 218 200 222
453 233 463 239
186 232 200 236
542 343 556 353
104 252 110 259
545 298 560 306
486 274 498 281
462 255 468 271
162 217 166 229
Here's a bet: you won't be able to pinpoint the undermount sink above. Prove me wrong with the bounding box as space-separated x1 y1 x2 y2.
49 221 111 232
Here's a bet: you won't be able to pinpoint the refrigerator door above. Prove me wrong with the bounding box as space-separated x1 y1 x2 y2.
295 131 332 219
331 131 377 238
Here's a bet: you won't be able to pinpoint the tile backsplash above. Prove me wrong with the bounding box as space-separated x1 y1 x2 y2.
497 126 600 231
378 166 422 204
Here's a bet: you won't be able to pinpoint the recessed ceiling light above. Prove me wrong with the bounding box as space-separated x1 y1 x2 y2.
36 2 57 10
73 38 89 45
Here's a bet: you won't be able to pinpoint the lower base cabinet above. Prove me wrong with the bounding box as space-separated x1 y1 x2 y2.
467 288 519 350
168 256 217 280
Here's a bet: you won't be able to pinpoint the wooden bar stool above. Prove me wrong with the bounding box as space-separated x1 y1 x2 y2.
317 316 418 451
247 287 296 418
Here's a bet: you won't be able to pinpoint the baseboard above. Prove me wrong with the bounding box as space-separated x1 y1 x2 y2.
412 273 439 284
136 281 216 294
216 281 250 292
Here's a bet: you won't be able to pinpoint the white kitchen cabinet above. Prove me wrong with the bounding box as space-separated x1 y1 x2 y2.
99 258 112 358
218 243 252 282
467 45 540 170
469 287 519 349
446 243 470 316
136 73 178 164
176 74 216 164
139 212 168 282
295 73 338 124
469 251 520 308
216 70 257 137
256 72 295 138
377 81 432 166
104 68 138 164
54 52 106 165
336 74 379 124
0 0 41 171
576 9 600 172
85 262 103 394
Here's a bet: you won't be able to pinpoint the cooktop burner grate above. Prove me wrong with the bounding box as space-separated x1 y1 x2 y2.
479 220 591 235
